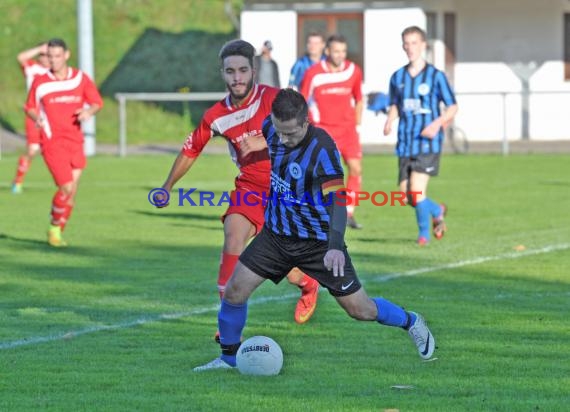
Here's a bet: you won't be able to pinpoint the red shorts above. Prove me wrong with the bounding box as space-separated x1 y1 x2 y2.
25 117 41 145
318 124 362 161
42 140 86 186
221 185 267 235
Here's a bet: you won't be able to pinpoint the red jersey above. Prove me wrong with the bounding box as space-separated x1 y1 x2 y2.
182 84 278 190
21 59 50 91
25 67 103 143
300 59 363 128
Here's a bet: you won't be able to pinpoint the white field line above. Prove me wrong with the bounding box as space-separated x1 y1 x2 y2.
1 243 568 351
372 243 570 282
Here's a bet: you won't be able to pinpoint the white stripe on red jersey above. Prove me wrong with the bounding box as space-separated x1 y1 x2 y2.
22 60 50 91
182 84 278 190
300 60 363 128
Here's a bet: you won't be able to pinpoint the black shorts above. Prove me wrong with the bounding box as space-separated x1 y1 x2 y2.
398 153 441 183
239 227 362 297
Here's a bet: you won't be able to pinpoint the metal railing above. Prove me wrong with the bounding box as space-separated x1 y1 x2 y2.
114 92 226 157
114 90 570 157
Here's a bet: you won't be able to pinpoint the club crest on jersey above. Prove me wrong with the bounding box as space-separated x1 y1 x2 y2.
289 162 303 179
418 83 430 96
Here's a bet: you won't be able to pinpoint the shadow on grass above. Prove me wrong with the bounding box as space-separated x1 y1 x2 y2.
133 210 220 222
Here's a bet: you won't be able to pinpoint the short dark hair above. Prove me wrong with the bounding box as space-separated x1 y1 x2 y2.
272 89 308 125
326 34 347 49
401 26 426 41
47 38 68 50
219 39 255 68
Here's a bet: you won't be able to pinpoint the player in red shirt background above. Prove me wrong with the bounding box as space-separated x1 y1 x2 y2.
11 42 51 194
25 38 103 247
155 40 320 335
300 34 364 229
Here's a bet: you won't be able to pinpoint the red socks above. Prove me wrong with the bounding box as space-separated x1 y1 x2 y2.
346 174 362 216
14 155 31 184
50 189 72 230
217 253 240 299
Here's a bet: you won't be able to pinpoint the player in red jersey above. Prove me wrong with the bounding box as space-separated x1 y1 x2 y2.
11 42 51 194
300 34 364 229
156 40 319 331
24 38 103 247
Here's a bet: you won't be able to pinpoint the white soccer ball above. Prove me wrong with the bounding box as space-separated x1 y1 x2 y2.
236 336 283 376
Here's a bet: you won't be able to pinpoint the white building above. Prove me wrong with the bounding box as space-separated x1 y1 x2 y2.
241 0 570 143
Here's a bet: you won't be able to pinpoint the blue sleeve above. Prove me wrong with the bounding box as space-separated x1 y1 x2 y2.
288 59 304 89
318 142 344 179
436 71 456 106
262 116 272 141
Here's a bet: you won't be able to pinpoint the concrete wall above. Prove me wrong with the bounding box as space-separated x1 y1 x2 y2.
241 11 297 89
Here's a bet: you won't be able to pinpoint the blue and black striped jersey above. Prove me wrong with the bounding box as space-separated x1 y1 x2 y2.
389 63 456 157
262 117 344 241
288 54 325 90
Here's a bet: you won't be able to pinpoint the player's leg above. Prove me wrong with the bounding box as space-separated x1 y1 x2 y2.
409 170 431 244
59 168 83 232
334 287 435 360
43 143 78 247
193 261 266 371
219 212 257 298
410 154 446 243
194 229 292 371
301 242 436 359
340 131 363 229
12 119 41 193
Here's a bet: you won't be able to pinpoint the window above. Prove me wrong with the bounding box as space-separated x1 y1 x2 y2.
297 13 364 71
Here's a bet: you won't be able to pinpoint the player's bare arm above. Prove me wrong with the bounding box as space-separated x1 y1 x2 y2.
156 152 198 207
420 103 458 139
354 100 363 131
240 133 268 157
383 105 399 136
24 108 43 128
17 43 48 66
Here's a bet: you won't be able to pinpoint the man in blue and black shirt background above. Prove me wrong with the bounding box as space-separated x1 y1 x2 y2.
384 26 458 246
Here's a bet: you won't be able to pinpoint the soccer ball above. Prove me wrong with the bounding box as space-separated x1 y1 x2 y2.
236 336 283 376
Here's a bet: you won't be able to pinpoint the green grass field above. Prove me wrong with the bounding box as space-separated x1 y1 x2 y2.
0 0 241 144
1 153 569 411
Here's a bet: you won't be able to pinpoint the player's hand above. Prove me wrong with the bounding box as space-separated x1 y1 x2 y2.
383 121 392 136
74 108 92 123
324 249 345 277
240 134 267 157
35 116 45 129
153 187 170 208
420 117 443 139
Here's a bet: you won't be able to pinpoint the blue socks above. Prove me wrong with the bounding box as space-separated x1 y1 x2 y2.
373 297 416 328
414 198 442 240
218 299 248 366
414 199 431 240
424 198 442 219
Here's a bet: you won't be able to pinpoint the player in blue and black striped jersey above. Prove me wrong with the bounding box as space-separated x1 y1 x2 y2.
384 26 458 246
193 88 436 372
287 32 326 91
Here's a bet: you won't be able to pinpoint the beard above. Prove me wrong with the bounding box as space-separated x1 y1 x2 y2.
228 77 254 101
